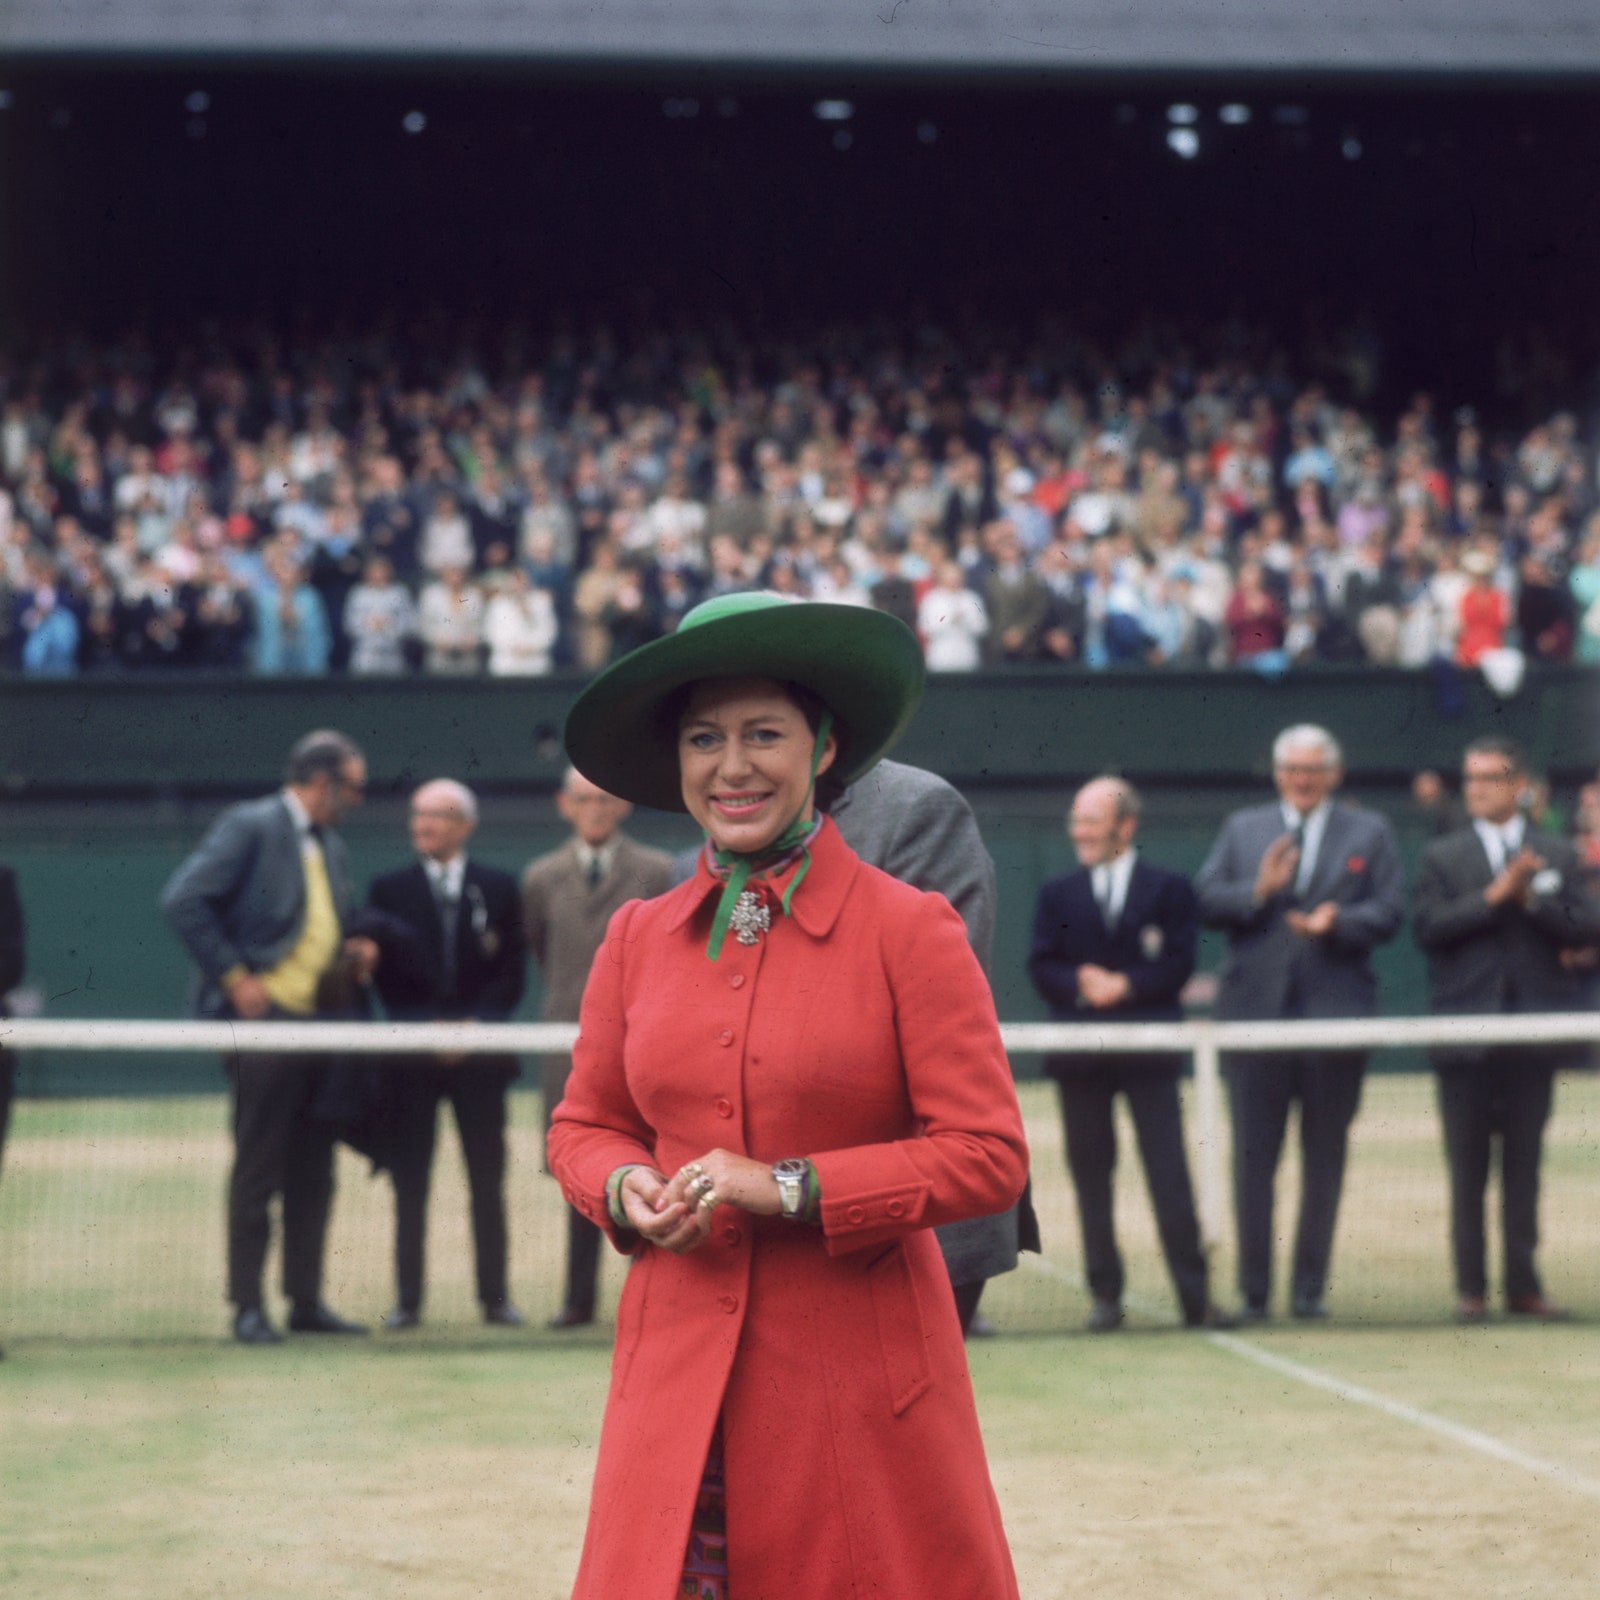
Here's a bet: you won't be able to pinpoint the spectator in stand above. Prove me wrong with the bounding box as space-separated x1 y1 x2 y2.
1571 515 1600 663
344 554 417 676
981 521 1052 662
1515 553 1574 663
417 564 485 675
1455 548 1510 667
484 566 559 675
919 559 989 671
254 549 331 675
1224 560 1286 666
570 539 623 671
420 490 476 577
185 551 255 669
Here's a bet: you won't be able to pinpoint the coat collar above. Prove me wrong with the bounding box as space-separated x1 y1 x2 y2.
663 814 856 941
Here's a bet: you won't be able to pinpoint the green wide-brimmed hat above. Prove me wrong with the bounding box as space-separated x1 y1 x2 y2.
564 592 926 812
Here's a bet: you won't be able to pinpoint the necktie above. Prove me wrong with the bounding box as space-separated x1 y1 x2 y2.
1290 819 1310 899
434 875 458 993
586 855 604 890
1094 866 1114 925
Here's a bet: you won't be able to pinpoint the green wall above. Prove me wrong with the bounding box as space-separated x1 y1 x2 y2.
4 664 1595 796
4 665 1592 1093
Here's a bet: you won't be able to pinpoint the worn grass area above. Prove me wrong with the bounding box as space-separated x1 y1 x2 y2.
3 1322 1599 1598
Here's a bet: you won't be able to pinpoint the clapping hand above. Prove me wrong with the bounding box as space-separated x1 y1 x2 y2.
1285 901 1339 939
1254 833 1301 903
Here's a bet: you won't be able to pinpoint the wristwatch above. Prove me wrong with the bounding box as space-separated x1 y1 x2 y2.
772 1158 809 1220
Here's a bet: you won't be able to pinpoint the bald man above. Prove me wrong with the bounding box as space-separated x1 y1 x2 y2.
521 769 674 1327
366 779 527 1328
1028 777 1230 1331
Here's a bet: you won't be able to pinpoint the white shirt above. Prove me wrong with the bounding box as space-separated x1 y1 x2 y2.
1473 814 1525 875
1091 847 1138 927
423 852 466 903
1281 799 1333 896
575 841 618 885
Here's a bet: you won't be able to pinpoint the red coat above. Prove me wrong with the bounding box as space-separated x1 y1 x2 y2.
549 817 1028 1599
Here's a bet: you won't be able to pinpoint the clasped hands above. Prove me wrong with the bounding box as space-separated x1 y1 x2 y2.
1485 847 1547 909
618 1149 782 1255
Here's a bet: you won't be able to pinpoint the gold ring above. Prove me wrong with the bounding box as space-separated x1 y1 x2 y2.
697 1188 719 1214
680 1162 705 1184
690 1172 715 1198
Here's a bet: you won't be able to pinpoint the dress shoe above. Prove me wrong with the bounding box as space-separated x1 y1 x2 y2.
288 1301 369 1335
383 1308 421 1331
1291 1295 1327 1321
1237 1302 1271 1324
484 1301 526 1327
1085 1298 1124 1333
1507 1294 1571 1321
233 1307 283 1345
965 1312 996 1339
1454 1294 1489 1324
547 1305 595 1330
1185 1304 1240 1330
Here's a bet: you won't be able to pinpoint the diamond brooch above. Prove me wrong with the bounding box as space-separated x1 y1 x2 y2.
729 889 771 946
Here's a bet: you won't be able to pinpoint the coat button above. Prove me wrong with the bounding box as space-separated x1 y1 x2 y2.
887 1199 905 1218
721 1225 742 1247
729 973 746 989
714 1097 734 1118
718 1028 734 1046
718 1294 739 1314
847 1205 866 1225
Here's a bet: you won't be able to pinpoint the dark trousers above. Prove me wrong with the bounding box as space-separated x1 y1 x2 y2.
1226 1050 1366 1310
1056 1064 1209 1316
1436 1051 1556 1300
389 1064 511 1313
227 1051 336 1312
545 1051 601 1316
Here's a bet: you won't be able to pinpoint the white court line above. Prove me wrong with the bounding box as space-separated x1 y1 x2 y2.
1022 1254 1600 1500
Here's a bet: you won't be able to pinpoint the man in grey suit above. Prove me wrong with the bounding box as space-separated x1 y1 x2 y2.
1196 724 1405 1321
830 758 1034 1333
1413 736 1600 1323
161 729 375 1344
522 768 674 1327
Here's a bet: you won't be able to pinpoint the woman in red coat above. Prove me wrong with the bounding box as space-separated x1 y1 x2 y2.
552 592 1028 1599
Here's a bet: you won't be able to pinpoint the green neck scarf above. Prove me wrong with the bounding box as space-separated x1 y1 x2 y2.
703 712 833 960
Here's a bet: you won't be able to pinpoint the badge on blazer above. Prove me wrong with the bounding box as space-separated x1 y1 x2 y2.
1531 867 1562 897
480 928 502 957
1140 924 1164 959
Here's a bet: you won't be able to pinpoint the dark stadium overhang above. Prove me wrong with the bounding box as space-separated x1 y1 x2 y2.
5 0 1600 78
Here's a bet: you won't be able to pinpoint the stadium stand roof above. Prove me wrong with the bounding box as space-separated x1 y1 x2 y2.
5 0 1599 76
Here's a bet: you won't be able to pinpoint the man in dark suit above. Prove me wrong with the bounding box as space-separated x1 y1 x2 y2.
1195 723 1405 1321
0 862 23 1361
1029 777 1229 1331
366 779 528 1330
522 769 674 1327
161 729 374 1344
1413 736 1600 1323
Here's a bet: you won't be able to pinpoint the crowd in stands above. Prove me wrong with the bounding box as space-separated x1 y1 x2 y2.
3 317 1598 678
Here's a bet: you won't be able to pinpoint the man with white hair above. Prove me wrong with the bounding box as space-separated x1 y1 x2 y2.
366 778 528 1329
1196 724 1405 1322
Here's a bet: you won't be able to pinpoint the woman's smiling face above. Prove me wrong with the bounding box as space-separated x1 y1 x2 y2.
678 675 837 855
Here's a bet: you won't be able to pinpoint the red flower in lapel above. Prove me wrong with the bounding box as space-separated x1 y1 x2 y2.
1346 855 1366 874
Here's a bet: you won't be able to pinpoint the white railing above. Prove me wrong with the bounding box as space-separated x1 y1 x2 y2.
3 1012 1595 1251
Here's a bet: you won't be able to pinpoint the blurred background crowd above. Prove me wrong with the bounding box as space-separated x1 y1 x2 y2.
4 314 1598 680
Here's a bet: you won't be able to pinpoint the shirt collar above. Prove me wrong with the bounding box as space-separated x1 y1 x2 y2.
281 788 316 839
423 853 467 897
